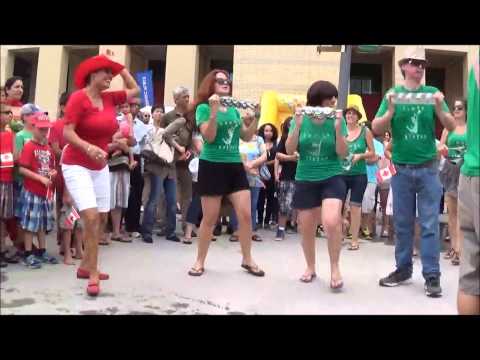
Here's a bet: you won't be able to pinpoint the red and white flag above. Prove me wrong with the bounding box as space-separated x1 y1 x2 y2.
0 152 14 168
64 207 80 227
376 163 397 183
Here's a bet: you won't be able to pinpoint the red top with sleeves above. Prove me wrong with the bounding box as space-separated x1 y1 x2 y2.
48 118 68 151
0 131 15 182
19 140 55 198
61 89 127 171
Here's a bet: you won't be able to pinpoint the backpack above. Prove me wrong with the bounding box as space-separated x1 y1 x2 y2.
141 127 174 165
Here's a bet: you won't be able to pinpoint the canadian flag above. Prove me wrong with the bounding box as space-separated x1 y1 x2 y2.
0 153 14 168
64 207 81 227
376 163 397 183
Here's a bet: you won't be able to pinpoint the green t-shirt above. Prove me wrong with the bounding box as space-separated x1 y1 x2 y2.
461 66 480 176
344 126 367 176
196 103 242 163
14 129 33 183
446 131 467 162
376 85 449 165
289 115 348 182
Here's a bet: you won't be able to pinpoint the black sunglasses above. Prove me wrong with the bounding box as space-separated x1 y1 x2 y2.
407 59 427 69
454 105 464 111
1 111 13 115
215 78 232 86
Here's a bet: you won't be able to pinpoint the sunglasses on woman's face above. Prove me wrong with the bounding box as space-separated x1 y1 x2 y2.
1 111 13 115
407 59 427 69
454 106 464 111
215 78 231 86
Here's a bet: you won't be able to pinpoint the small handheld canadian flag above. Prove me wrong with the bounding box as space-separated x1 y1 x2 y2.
376 163 397 183
64 207 81 227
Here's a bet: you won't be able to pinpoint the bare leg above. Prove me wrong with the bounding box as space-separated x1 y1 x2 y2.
458 290 480 315
62 230 75 265
24 230 34 252
350 205 362 247
322 199 344 288
79 208 101 281
74 227 84 259
191 196 221 271
228 190 260 268
110 207 123 238
297 208 317 279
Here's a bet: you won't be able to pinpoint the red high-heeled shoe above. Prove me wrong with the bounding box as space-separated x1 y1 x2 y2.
87 280 100 297
77 268 109 280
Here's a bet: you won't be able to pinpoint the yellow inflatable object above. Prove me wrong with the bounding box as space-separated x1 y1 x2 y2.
258 91 306 135
346 94 368 125
258 92 368 134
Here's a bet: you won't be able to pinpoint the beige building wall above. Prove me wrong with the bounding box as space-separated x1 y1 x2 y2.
233 45 342 102
164 46 199 108
34 46 68 117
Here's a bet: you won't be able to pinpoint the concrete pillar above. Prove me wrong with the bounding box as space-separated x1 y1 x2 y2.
0 46 15 85
34 46 68 118
164 45 199 108
98 45 131 91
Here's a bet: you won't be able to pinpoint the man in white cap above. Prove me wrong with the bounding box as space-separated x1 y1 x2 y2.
373 46 455 297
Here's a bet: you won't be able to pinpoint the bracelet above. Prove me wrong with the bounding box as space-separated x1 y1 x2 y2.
86 145 92 153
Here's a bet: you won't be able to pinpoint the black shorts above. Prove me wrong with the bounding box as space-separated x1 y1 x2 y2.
197 159 249 197
292 176 346 210
343 174 368 207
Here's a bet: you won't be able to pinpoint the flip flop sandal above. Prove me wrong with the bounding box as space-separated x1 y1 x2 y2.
330 279 344 290
87 281 100 296
77 268 110 280
252 235 262 242
188 267 204 276
300 273 317 283
229 235 239 242
211 237 217 242
99 240 110 246
111 236 132 243
451 253 460 266
182 239 193 244
241 264 265 277
444 249 455 259
348 244 360 251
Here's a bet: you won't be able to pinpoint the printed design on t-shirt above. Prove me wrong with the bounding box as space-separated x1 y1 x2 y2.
35 149 52 177
217 121 239 151
302 131 332 162
403 105 428 141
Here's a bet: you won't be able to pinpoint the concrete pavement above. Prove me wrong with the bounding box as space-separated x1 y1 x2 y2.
0 228 460 315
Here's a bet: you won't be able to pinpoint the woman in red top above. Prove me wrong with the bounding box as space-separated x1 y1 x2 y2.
62 54 139 296
4 76 24 121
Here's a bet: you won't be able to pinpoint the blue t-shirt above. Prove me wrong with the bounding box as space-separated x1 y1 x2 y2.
239 135 264 187
366 139 385 184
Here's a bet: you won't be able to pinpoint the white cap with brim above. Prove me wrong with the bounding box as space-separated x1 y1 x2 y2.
20 103 42 116
398 46 426 66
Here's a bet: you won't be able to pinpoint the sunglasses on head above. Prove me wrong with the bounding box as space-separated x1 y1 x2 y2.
407 59 427 69
215 78 232 86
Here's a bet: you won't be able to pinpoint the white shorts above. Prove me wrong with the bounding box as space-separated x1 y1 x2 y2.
362 182 377 214
62 164 111 213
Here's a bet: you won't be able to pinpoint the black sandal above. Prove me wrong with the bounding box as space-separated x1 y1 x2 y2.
252 234 262 242
451 252 460 266
182 238 192 244
300 273 317 283
241 264 265 277
188 267 204 276
229 235 239 242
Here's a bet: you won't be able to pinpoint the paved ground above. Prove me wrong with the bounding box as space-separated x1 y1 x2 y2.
1 227 460 315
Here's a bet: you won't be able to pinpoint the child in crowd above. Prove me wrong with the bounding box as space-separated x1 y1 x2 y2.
15 112 58 269
0 103 19 267
111 102 136 168
58 187 84 265
183 132 204 244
